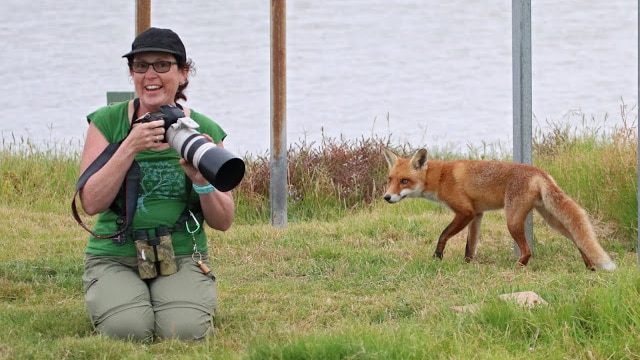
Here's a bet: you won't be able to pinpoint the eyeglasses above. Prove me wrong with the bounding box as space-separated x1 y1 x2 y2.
130 61 177 73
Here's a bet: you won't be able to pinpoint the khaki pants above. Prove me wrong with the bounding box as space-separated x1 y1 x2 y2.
82 254 217 341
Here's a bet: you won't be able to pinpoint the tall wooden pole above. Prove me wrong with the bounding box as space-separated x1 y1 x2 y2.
136 0 151 35
270 0 288 228
107 1 150 104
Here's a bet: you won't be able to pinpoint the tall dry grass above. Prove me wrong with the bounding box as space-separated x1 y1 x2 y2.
533 103 638 243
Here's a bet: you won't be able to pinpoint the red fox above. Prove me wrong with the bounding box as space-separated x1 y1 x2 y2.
382 148 616 271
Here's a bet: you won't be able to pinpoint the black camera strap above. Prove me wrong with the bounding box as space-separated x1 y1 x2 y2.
71 99 144 243
71 142 141 244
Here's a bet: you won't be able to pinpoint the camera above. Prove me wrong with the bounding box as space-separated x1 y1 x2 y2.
135 105 245 192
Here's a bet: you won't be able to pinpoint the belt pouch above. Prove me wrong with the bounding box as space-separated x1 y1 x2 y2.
156 226 178 276
134 229 158 279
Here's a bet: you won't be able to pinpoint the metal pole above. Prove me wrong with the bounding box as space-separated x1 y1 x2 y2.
512 0 533 255
136 0 151 35
637 0 639 265
270 0 288 228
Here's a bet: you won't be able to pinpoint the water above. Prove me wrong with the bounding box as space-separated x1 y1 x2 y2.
0 0 637 156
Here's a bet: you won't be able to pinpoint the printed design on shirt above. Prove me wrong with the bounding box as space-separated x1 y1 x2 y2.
137 161 184 214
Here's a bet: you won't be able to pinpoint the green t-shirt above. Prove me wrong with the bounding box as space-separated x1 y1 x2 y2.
84 100 227 257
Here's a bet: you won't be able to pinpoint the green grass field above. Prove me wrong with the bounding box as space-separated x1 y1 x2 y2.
0 115 638 359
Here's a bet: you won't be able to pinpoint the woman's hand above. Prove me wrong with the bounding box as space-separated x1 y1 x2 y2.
180 135 236 231
125 119 167 153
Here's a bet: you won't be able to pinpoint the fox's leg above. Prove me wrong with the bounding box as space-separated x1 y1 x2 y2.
577 250 596 271
505 206 533 266
535 206 571 236
535 207 596 270
464 213 484 262
434 211 475 260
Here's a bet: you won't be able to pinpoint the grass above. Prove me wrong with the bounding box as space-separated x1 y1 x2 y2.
0 111 638 359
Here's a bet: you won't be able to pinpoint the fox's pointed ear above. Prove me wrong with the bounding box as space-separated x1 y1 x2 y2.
382 148 397 169
410 148 428 170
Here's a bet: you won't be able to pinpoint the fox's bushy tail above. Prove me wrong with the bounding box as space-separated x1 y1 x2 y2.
537 179 616 271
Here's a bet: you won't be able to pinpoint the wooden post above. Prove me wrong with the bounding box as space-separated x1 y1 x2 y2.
270 0 287 228
107 2 148 103
136 0 151 35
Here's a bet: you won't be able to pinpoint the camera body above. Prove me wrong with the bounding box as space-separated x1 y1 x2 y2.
135 105 245 192
136 105 187 141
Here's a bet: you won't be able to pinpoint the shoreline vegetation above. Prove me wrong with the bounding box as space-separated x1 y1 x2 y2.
1 110 639 359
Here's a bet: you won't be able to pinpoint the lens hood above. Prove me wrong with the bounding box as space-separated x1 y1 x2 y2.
196 147 245 192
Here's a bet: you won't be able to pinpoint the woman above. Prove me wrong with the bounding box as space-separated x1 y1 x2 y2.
78 27 235 341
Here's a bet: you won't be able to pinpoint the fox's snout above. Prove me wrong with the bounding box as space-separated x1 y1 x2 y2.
383 193 402 203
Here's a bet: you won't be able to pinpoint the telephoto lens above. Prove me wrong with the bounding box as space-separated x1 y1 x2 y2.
165 117 245 192
141 105 246 192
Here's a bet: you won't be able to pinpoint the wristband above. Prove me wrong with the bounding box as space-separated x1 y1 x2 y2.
193 183 216 194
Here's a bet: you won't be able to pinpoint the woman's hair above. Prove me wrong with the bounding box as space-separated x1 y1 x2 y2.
175 58 196 102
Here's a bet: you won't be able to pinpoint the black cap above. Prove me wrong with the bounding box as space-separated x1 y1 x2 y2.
122 27 186 63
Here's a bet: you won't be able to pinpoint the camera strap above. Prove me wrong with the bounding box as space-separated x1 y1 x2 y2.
71 142 141 244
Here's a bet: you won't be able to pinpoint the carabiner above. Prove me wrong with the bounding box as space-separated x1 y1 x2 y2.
185 210 201 234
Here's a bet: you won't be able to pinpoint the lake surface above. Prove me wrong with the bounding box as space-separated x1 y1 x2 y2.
0 0 637 156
